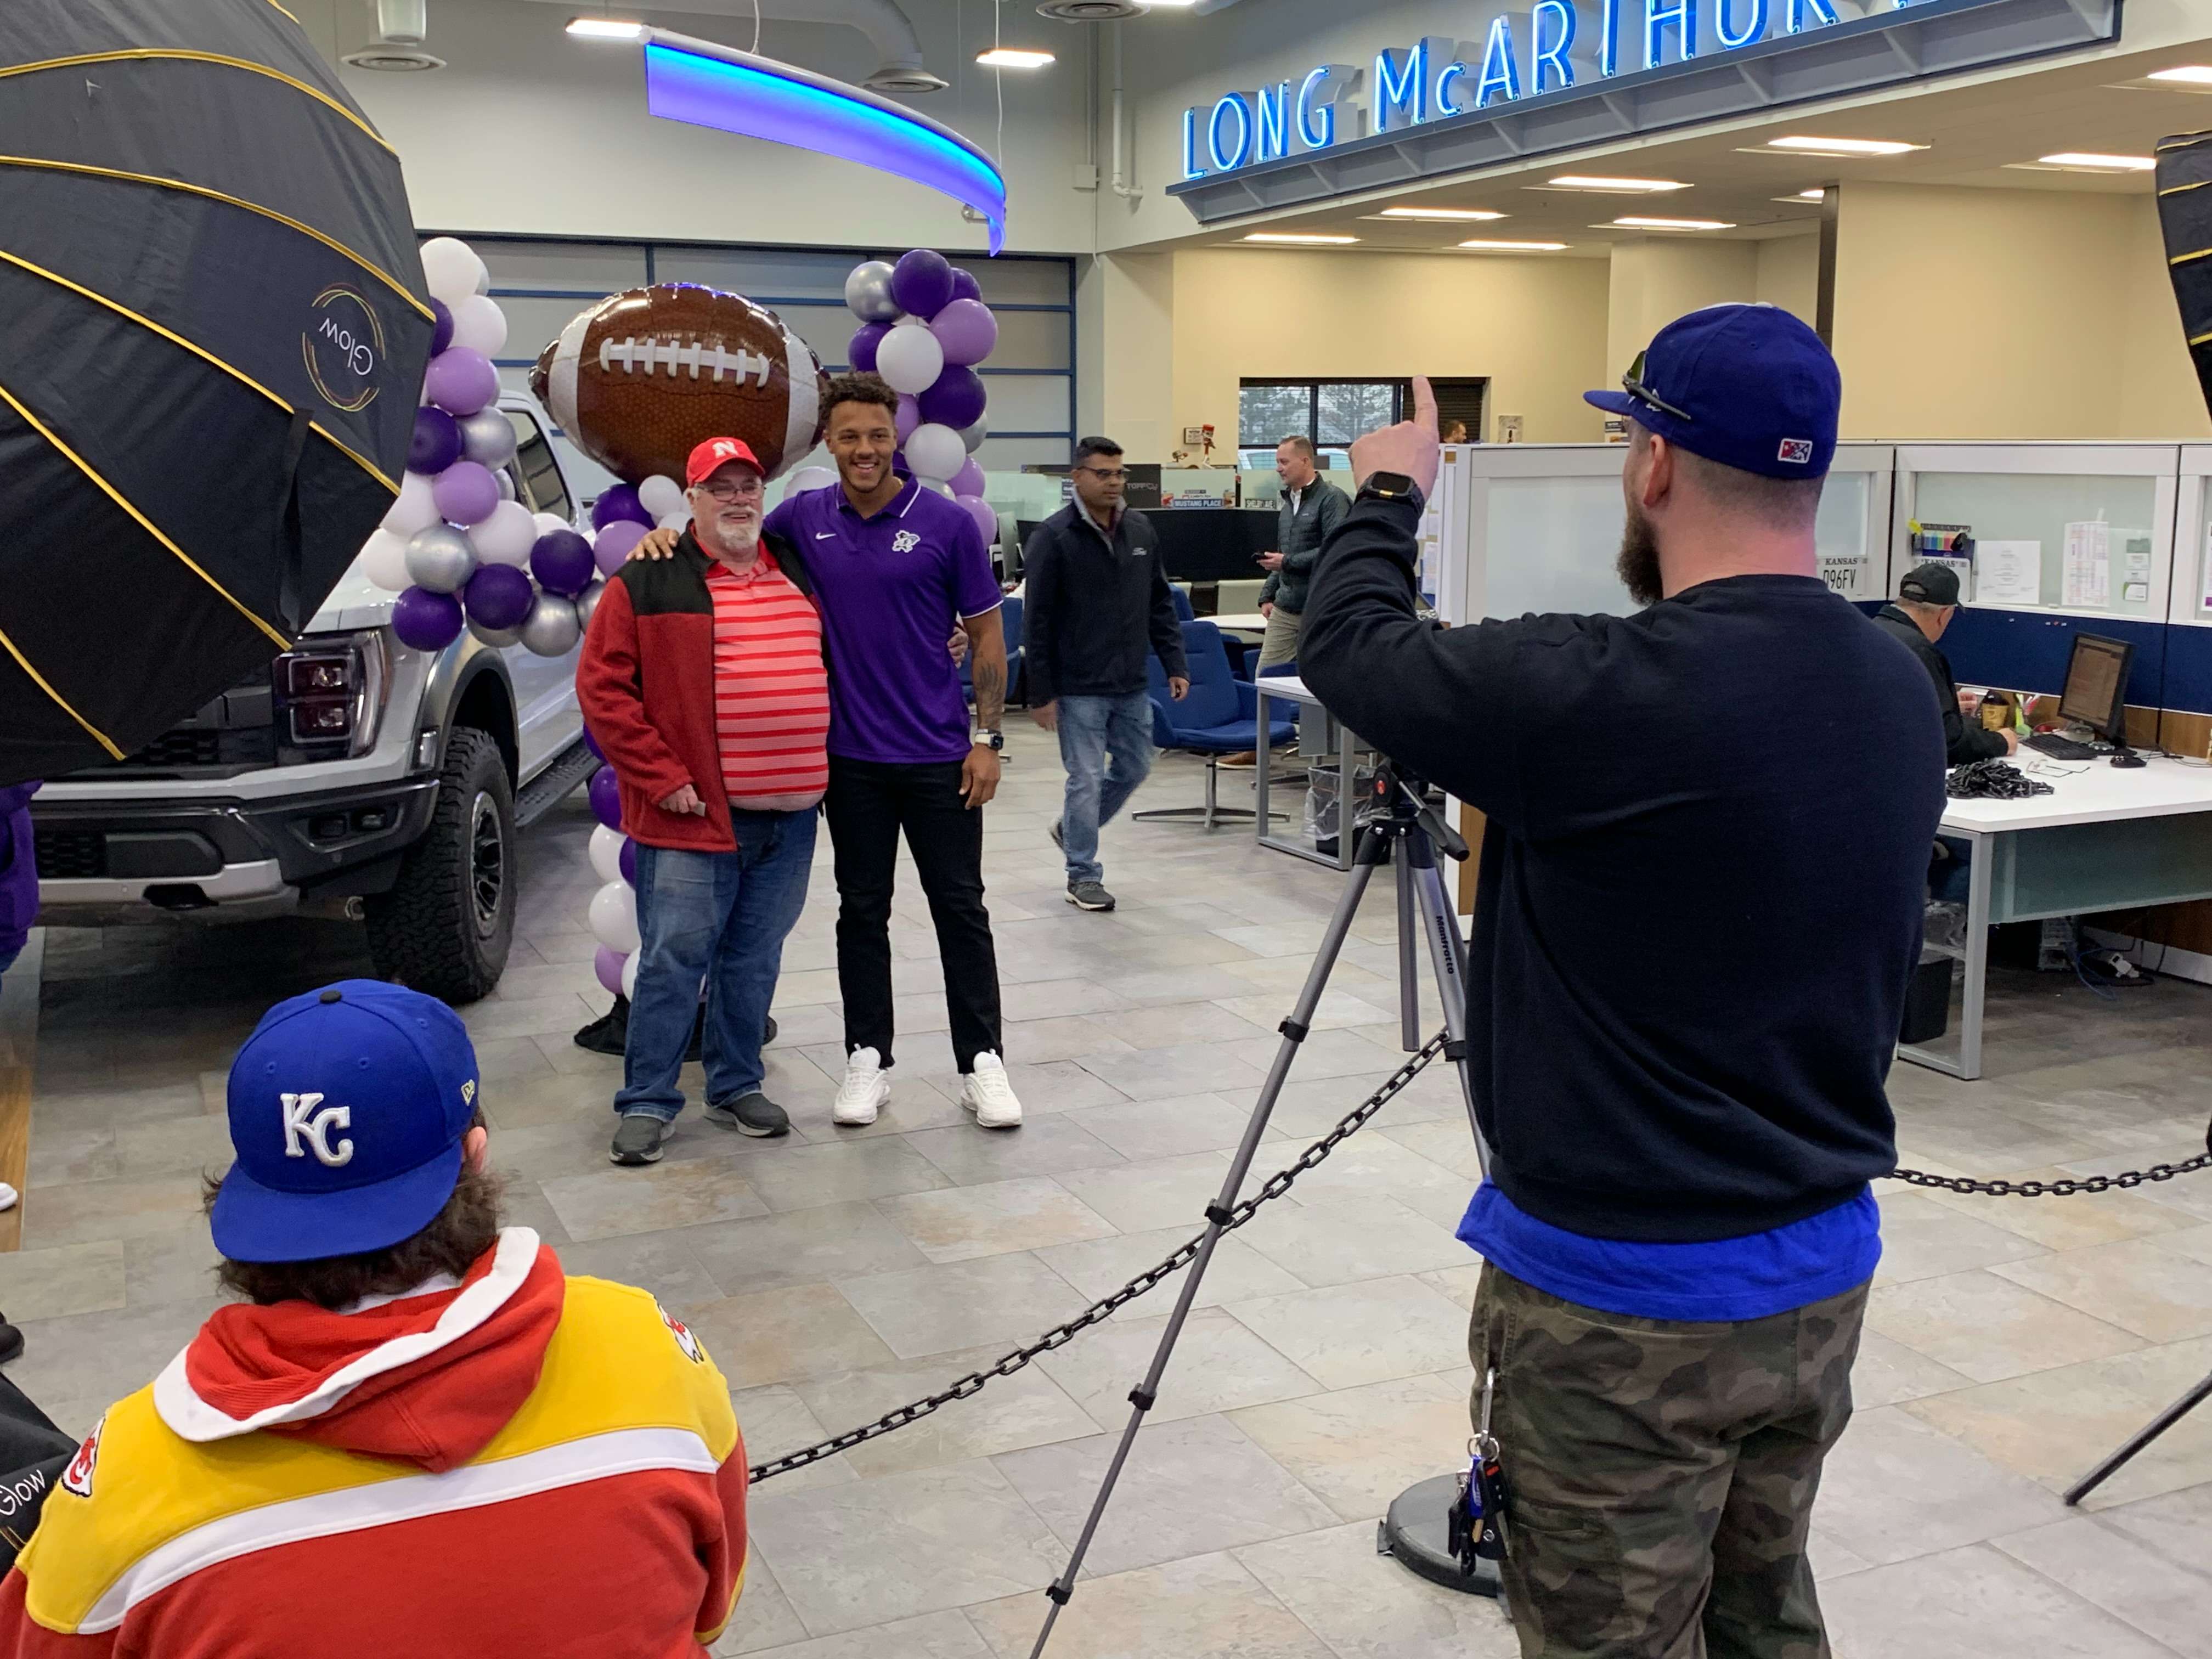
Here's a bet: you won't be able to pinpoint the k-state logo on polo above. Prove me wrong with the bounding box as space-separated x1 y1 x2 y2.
1777 438 1815 465
280 1091 355 1167
892 529 921 554
61 1417 102 1498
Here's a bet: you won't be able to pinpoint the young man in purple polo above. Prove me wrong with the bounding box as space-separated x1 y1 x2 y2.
633 374 1021 1130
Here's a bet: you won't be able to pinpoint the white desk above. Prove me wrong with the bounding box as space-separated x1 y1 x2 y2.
1903 752 2212 1079
1252 675 1363 870
1209 612 1271 633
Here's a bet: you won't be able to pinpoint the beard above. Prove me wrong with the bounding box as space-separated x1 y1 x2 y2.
702 513 760 560
1616 503 1663 607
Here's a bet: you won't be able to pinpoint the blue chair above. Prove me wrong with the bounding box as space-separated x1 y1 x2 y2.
1136 620 1296 830
1169 584 1195 621
962 592 1024 707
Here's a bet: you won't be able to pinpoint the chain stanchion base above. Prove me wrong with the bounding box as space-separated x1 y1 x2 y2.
1379 1474 1502 1598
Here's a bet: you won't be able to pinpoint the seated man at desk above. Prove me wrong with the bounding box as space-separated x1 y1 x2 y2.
1870 563 2015 766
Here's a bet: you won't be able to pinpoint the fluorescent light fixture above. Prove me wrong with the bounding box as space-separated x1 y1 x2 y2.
1376 206 1505 221
644 33 1007 252
1610 216 1735 230
2037 151 2155 171
1762 135 1921 156
566 16 644 40
976 47 1054 67
2149 65 2212 83
1543 174 1690 192
1243 232 1359 244
1457 238 1568 251
1795 188 1827 199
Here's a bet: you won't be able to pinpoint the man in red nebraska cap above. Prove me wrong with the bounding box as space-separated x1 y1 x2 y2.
579 437 832 1166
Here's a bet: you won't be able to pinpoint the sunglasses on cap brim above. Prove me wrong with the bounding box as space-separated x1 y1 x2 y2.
1622 350 1693 425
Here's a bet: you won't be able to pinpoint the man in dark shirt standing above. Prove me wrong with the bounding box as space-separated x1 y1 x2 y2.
1301 306 1944 1659
1871 563 2016 765
1024 436 1187 912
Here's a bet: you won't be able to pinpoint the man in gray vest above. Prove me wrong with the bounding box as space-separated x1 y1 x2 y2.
1256 435 1352 670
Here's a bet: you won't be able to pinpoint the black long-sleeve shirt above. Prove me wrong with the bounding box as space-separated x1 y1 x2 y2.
1300 496 1946 1242
1022 503 1187 705
1869 604 2008 766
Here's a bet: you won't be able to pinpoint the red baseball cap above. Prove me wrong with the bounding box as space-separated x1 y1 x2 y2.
685 437 764 488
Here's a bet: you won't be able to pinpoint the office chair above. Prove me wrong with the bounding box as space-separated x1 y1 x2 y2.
1135 620 1295 830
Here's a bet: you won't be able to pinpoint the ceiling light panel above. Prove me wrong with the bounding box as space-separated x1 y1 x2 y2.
1376 206 1506 221
1243 232 1359 244
1541 175 1691 192
1610 216 1735 230
1458 238 1568 251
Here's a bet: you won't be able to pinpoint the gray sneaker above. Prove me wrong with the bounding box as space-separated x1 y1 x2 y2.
610 1114 670 1165
706 1091 791 1137
1066 879 1115 912
1048 820 1065 853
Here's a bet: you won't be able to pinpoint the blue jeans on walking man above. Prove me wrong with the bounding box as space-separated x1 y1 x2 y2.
1057 690 1154 885
617 809 816 1123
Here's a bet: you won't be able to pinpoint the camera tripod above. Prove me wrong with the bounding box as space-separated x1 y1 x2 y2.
1028 763 1500 1656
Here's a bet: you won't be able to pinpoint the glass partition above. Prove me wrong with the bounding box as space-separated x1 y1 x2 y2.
2174 446 2212 627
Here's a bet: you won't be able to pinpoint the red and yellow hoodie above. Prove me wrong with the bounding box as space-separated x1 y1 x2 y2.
0 1229 746 1657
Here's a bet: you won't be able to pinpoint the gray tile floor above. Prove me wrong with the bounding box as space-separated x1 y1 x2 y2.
10 725 2212 1658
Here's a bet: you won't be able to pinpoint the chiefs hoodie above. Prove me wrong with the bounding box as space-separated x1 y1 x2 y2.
0 1229 747 1657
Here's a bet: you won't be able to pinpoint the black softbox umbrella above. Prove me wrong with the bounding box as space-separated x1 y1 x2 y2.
2158 126 2212 422
0 0 432 786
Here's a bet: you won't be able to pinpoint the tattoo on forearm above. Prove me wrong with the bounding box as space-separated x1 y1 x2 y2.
974 658 1006 729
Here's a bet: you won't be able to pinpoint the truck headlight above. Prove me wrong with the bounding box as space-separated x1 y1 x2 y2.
276 631 389 760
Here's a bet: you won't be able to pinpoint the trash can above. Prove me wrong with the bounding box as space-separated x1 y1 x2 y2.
1899 952 1953 1045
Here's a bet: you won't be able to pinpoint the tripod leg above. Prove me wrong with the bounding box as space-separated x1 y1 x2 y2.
1025 823 1392 1658
1395 851 1424 1054
1403 828 1492 1182
2063 1369 2212 1506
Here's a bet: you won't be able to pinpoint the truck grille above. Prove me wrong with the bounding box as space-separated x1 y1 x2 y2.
34 830 105 879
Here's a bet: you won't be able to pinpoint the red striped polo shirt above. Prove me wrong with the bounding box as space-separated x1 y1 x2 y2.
704 549 829 811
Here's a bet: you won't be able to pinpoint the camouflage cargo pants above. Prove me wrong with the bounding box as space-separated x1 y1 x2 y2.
1469 1263 1868 1659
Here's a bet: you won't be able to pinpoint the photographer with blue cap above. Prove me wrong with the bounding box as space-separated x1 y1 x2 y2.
1302 306 1944 1659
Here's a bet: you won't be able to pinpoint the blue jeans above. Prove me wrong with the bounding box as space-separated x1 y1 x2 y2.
616 810 817 1124
1057 691 1154 885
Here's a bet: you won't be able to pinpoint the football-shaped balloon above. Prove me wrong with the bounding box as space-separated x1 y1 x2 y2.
532 282 828 484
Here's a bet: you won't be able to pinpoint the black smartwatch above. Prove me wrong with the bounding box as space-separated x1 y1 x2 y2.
1359 471 1425 513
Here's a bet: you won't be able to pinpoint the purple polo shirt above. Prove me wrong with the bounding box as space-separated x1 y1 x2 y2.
765 477 1001 765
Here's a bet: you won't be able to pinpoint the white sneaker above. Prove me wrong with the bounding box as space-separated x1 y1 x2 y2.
959 1052 1023 1130
834 1047 890 1126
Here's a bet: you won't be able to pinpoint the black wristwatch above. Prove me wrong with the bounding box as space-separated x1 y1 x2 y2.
1359 472 1425 512
971 727 1003 753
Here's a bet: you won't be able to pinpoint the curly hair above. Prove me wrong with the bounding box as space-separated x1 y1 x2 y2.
822 371 899 420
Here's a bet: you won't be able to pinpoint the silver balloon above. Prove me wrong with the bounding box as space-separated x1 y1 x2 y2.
844 259 900 323
518 590 581 657
573 578 607 633
495 470 516 501
404 523 478 594
468 618 523 649
458 407 518 469
958 413 989 454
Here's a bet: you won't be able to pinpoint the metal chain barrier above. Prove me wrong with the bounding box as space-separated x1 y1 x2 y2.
1889 1139 2212 1199
746 1032 1448 1484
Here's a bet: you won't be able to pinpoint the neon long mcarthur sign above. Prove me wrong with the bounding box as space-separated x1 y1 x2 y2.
1167 0 2119 217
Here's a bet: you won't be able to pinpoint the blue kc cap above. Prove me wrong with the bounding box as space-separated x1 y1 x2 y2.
212 979 482 1264
1585 302 1840 479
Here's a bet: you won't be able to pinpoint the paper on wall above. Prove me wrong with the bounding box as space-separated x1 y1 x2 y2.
2062 521 2110 608
1974 540 2041 607
2124 580 2150 604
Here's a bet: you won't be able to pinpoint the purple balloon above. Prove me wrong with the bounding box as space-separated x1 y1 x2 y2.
918 365 987 432
424 346 496 417
957 494 997 547
849 321 889 374
463 562 534 630
890 247 955 320
895 394 921 444
594 520 647 576
588 764 623 831
593 944 627 997
391 586 464 651
429 297 454 357
618 837 638 887
951 456 986 498
410 407 462 476
591 484 654 531
583 725 605 762
431 460 499 526
530 528 596 596
949 267 982 304
929 298 997 368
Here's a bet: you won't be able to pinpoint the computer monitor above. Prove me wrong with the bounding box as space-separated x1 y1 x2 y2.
1147 509 1278 582
2057 632 2134 746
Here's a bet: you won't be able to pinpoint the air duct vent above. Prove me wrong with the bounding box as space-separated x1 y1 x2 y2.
341 44 445 70
1037 0 1144 21
865 63 951 93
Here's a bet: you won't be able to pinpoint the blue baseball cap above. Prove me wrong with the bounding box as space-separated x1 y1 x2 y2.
212 980 482 1263
1585 303 1840 479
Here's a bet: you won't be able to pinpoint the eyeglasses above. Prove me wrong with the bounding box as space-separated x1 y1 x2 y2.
1079 466 1128 482
696 477 763 501
1622 349 1693 424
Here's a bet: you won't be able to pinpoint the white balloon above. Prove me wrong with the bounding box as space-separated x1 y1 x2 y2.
588 879 641 954
905 422 966 484
447 293 507 358
381 471 440 536
657 510 691 531
471 499 538 567
419 237 488 310
874 318 944 397
359 528 411 592
589 823 628 886
785 465 837 495
636 475 685 519
532 510 569 538
620 950 639 1000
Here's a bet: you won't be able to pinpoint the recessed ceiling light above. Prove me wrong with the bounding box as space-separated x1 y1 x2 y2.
1542 175 1691 192
566 16 645 40
2036 151 2155 171
2149 65 2212 83
1243 232 1359 245
1759 136 1922 156
1375 206 1506 221
1457 238 1569 251
977 47 1054 67
1609 216 1735 230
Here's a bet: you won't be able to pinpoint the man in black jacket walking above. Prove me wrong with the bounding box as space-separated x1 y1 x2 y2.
1870 563 2016 765
1024 436 1187 911
1301 308 1945 1659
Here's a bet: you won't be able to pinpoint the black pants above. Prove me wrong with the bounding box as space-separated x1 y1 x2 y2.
825 755 1003 1073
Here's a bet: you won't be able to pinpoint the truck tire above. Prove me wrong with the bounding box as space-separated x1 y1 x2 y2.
365 727 516 1004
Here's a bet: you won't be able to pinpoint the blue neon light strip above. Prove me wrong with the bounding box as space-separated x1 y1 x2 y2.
644 36 1007 254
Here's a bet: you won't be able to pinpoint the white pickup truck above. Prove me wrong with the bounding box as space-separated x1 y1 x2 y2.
29 391 599 1003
